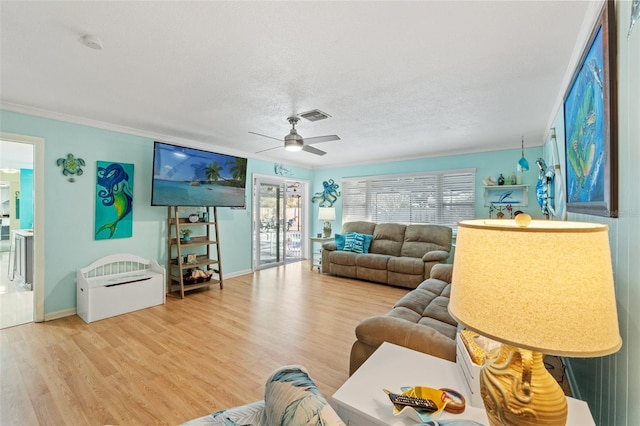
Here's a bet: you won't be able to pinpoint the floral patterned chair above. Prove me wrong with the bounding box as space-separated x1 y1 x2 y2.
182 365 345 426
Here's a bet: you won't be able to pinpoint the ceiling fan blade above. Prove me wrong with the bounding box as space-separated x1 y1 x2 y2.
248 131 283 142
255 145 283 154
302 145 327 156
303 135 340 144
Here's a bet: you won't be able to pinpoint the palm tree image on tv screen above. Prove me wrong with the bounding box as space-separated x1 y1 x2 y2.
151 141 247 207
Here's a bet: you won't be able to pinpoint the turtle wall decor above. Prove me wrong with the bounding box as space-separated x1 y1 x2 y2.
56 153 86 182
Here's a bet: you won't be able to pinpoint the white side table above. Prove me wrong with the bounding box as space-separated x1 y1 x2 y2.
309 236 333 271
330 342 595 426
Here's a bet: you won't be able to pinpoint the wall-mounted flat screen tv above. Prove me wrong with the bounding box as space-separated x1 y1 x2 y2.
151 141 248 207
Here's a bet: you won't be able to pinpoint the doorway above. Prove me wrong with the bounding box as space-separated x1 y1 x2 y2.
253 175 308 270
1 133 43 328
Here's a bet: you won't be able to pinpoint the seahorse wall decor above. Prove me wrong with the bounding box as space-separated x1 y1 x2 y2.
312 179 340 207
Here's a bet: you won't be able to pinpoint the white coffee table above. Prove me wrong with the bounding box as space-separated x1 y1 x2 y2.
330 342 595 426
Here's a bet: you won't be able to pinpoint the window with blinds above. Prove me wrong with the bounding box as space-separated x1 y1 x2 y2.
342 169 476 230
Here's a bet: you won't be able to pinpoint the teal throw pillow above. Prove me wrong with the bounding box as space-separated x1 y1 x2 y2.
335 233 347 250
343 232 374 253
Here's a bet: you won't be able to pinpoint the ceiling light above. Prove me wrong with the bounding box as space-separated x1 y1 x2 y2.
284 126 303 152
284 139 303 152
81 34 103 50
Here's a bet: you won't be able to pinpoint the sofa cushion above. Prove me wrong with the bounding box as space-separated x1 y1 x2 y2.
328 250 357 266
355 253 391 270
401 224 452 258
387 257 425 275
369 223 406 256
342 221 377 235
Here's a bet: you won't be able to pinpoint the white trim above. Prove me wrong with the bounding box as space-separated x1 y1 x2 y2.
252 173 310 270
1 102 250 160
44 308 76 322
1 131 45 323
342 167 477 182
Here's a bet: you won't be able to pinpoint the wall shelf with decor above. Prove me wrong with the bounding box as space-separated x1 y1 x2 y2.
483 184 529 207
484 185 529 219
167 206 222 298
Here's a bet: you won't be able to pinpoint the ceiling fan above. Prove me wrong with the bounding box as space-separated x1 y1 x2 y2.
250 116 340 156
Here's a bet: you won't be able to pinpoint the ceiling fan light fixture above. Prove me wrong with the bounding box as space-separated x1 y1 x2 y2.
284 125 304 151
284 139 303 152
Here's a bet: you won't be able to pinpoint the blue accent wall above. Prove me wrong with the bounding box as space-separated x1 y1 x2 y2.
19 168 33 228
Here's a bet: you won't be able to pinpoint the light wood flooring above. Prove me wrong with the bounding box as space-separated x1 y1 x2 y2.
0 261 408 426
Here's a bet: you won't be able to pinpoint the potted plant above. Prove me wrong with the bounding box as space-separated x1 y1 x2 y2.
180 228 193 241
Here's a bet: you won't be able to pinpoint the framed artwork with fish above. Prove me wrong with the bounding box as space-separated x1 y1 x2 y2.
95 161 134 240
484 185 528 207
563 0 618 218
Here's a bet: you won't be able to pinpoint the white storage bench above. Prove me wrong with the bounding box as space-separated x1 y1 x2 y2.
77 254 166 323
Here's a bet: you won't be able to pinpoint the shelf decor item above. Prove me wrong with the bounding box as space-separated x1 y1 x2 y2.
180 228 193 241
449 215 621 426
563 0 617 218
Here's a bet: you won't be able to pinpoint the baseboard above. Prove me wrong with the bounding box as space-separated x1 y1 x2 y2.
42 270 254 321
225 269 252 279
44 308 77 322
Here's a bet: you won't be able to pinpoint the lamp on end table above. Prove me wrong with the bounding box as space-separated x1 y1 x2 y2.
318 207 335 238
448 214 621 426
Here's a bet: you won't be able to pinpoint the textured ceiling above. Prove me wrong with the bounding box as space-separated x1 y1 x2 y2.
0 1 592 169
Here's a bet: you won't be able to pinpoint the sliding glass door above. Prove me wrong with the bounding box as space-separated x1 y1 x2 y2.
253 176 306 269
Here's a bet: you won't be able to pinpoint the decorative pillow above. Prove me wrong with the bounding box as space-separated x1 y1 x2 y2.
334 233 347 250
264 365 345 426
343 232 374 254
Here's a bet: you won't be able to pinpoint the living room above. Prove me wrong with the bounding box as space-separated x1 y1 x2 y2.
1 1 638 425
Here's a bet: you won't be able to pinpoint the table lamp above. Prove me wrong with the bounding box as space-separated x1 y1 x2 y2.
448 214 621 426
318 207 335 238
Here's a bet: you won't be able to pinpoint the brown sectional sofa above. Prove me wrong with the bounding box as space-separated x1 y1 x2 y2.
321 221 452 289
349 263 458 374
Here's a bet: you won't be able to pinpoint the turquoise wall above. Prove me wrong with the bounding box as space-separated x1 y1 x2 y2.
1 108 543 316
310 146 544 236
0 109 302 315
18 168 33 227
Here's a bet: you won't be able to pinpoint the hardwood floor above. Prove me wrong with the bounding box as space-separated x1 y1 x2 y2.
0 261 408 425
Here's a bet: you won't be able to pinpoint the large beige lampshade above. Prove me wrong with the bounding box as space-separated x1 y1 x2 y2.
449 218 622 357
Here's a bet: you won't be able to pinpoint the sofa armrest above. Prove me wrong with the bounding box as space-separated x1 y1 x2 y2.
322 241 337 251
421 250 450 262
429 263 453 282
355 316 456 362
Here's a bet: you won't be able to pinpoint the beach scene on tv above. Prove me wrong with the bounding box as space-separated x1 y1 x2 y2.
152 142 247 207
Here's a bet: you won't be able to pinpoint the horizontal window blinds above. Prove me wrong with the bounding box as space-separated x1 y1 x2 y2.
342 169 475 230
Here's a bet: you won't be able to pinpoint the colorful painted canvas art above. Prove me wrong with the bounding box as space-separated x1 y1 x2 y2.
562 1 617 218
95 161 134 240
